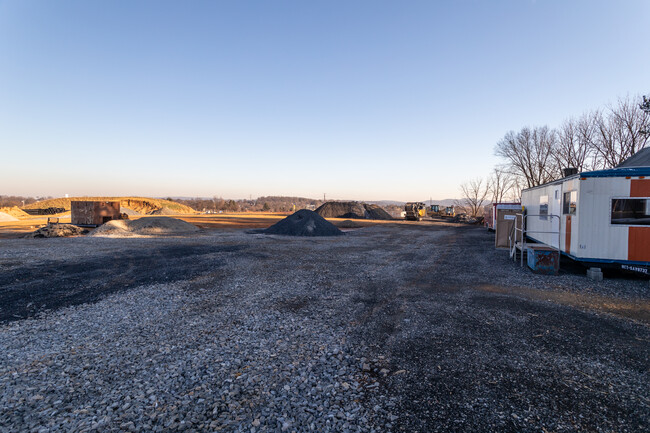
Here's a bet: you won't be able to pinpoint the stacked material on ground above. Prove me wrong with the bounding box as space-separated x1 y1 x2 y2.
452 214 485 225
315 202 392 220
22 207 66 215
264 209 343 236
25 224 89 238
0 206 29 218
89 217 200 237
0 212 19 222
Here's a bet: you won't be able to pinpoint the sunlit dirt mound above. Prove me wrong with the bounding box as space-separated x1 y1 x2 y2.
0 206 29 218
149 207 179 215
315 202 393 220
24 197 196 215
89 217 200 237
263 210 343 237
0 212 19 222
120 207 141 216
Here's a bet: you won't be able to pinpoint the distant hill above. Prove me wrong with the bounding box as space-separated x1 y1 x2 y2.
369 199 462 207
24 197 196 215
368 200 406 207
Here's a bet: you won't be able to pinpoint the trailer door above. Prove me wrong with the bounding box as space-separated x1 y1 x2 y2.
550 187 561 248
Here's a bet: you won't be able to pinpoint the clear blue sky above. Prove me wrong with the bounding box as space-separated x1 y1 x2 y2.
1 0 648 201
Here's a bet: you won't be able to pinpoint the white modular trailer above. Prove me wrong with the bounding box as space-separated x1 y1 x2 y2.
521 167 650 275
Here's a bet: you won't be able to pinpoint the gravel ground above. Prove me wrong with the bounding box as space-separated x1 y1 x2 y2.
0 224 648 432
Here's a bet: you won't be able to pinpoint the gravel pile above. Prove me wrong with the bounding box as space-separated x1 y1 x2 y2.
315 202 392 220
89 217 199 237
264 210 343 236
25 224 89 238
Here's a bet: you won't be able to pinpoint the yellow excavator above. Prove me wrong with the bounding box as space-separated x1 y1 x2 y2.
427 204 456 218
404 202 427 221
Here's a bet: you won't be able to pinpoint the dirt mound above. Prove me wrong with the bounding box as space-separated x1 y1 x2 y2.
315 202 393 220
25 197 196 214
335 220 367 229
0 212 19 222
89 217 200 237
363 204 393 220
0 206 29 218
149 207 178 215
120 207 141 216
264 210 343 237
25 224 89 238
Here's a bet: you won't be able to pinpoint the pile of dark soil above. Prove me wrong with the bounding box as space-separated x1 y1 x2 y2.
335 220 367 229
26 224 89 238
315 202 393 220
264 210 343 237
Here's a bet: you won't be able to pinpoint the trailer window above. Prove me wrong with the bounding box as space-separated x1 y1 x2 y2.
563 191 577 215
539 195 548 220
611 198 650 225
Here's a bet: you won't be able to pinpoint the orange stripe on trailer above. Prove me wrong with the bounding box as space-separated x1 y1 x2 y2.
628 180 650 261
629 227 650 262
630 179 650 197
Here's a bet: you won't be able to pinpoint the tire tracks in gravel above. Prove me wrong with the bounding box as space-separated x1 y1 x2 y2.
0 244 246 323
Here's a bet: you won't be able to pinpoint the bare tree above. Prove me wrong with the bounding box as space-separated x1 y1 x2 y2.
507 176 524 202
640 95 650 136
495 126 559 188
487 167 515 203
460 178 489 217
554 113 600 173
591 95 650 168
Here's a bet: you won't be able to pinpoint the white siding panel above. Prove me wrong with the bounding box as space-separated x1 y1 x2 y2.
578 177 629 260
522 183 562 248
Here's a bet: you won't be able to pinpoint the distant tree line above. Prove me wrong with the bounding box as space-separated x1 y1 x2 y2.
171 196 324 213
0 195 50 208
459 94 650 217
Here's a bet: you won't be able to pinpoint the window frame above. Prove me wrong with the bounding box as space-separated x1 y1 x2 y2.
610 197 650 226
562 190 577 216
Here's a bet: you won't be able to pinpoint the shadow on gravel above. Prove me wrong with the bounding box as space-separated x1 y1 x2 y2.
0 244 245 323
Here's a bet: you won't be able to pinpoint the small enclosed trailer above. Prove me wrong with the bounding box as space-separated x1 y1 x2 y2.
486 203 522 248
521 166 650 275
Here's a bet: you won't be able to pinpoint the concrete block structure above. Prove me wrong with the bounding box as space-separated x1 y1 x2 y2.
71 201 121 226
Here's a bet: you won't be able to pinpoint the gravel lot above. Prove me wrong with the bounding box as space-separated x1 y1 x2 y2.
0 224 648 432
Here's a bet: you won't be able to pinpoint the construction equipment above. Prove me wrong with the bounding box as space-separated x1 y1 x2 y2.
427 204 444 217
443 206 456 217
404 202 427 221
